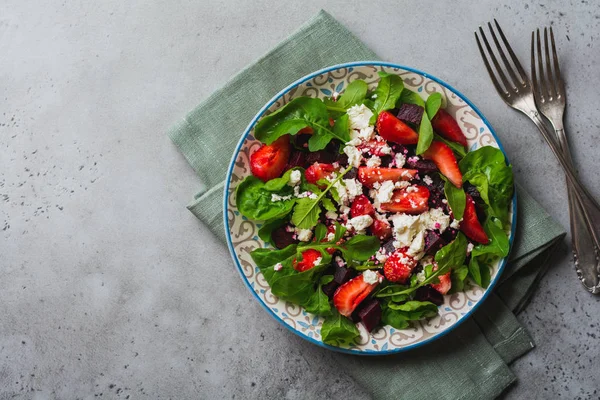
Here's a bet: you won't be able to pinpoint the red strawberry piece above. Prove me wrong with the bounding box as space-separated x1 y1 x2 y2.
305 162 336 186
460 195 489 244
250 135 291 182
357 139 391 157
431 109 467 147
431 270 452 295
357 167 417 188
333 272 382 317
422 141 463 188
376 111 419 144
370 218 392 241
384 249 417 284
350 194 375 218
380 185 430 214
297 126 314 135
293 249 322 272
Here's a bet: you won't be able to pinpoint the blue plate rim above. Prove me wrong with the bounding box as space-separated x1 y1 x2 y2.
222 61 517 356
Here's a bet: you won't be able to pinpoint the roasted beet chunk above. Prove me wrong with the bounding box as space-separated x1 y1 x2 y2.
285 150 306 170
344 167 358 180
271 226 299 249
409 159 438 174
397 103 424 125
357 298 382 332
415 286 444 306
334 265 356 285
442 227 459 242
304 150 337 166
424 230 447 255
464 182 482 201
321 280 339 299
382 239 396 255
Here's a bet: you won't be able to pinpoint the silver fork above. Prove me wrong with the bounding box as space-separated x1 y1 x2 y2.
531 27 600 293
474 20 600 293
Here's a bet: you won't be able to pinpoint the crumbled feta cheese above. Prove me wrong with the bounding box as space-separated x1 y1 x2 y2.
450 219 462 229
406 185 418 193
343 145 362 167
467 243 475 254
271 193 292 202
289 170 301 186
358 126 376 141
335 256 346 267
343 179 363 202
347 215 374 233
416 269 426 283
419 208 450 233
363 269 379 284
293 186 300 196
274 263 283 271
391 213 421 248
333 91 340 100
296 228 313 242
333 180 349 205
394 153 406 168
366 155 382 167
313 257 322 267
407 231 425 259
422 175 433 186
408 156 420 163
325 210 338 220
419 255 434 268
376 180 395 205
379 144 392 155
347 104 374 130
297 191 318 200
394 181 410 189
375 248 389 263
326 231 336 242
371 94 378 99
339 205 351 216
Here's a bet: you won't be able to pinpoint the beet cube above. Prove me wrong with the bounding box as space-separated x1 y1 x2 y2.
382 239 396 255
424 230 447 255
321 280 339 299
344 167 358 180
442 228 459 242
357 299 382 332
271 226 299 249
285 150 306 170
333 266 355 285
415 286 444 306
409 159 438 174
304 150 336 166
464 182 482 201
397 103 424 125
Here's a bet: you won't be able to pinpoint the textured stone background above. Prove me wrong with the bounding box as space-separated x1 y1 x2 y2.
2 0 600 399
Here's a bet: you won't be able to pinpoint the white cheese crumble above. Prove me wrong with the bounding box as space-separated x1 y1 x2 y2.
375 248 389 263
296 228 313 242
297 191 318 200
406 185 418 193
379 144 392 155
313 257 322 267
271 193 292 202
347 104 374 130
422 174 433 186
347 215 374 233
325 210 338 220
343 145 362 167
450 219 462 229
335 256 346 267
289 170 301 186
394 181 410 189
366 155 382 168
394 153 406 168
333 180 349 205
358 126 376 141
419 208 451 233
376 180 396 205
391 213 422 248
339 205 351 217
362 269 379 284
343 178 363 202
415 269 426 283
274 263 283 272
326 231 336 242
467 243 475 254
407 231 425 260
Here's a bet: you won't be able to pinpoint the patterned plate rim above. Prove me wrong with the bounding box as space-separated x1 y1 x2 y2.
223 61 518 355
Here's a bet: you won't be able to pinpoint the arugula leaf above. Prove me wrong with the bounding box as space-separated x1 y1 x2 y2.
258 218 287 245
375 284 410 298
416 112 434 155
236 176 295 221
381 300 438 329
435 134 467 158
449 265 469 293
304 275 334 316
254 97 350 151
472 218 510 258
337 80 368 109
435 232 468 271
372 72 404 116
425 92 443 119
251 244 298 268
468 256 483 287
459 146 514 226
314 223 328 243
398 88 425 107
291 166 351 229
332 222 347 242
381 307 410 329
443 178 466 220
320 310 360 345
321 197 336 212
341 235 380 261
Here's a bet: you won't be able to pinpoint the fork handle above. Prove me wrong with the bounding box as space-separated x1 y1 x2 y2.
555 128 600 293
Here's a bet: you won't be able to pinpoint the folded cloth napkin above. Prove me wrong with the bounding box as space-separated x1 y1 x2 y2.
168 10 565 400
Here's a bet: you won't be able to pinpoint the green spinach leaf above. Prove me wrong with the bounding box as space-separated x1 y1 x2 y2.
304 275 334 316
398 88 425 107
443 178 466 220
416 111 434 155
435 134 467 158
425 92 443 119
258 218 287 245
341 235 380 261
372 72 404 116
435 232 468 271
236 176 295 221
449 265 469 293
320 310 360 345
472 218 510 258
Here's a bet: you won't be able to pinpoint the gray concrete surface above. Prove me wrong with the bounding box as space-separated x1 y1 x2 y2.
2 0 600 399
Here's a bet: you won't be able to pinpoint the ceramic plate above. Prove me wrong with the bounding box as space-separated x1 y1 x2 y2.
223 61 516 355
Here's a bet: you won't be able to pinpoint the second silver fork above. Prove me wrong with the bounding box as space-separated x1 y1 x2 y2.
531 27 600 293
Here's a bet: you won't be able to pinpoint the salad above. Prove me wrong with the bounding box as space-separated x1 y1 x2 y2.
235 72 514 346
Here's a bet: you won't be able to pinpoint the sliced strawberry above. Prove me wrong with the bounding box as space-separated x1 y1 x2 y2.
431 271 452 295
460 195 489 244
305 162 335 186
376 111 419 144
431 109 467 147
250 135 291 182
380 185 430 214
357 167 417 188
384 249 417 283
422 141 463 188
370 218 392 241
333 272 382 317
293 249 322 272
357 139 391 157
350 194 375 218
322 225 338 254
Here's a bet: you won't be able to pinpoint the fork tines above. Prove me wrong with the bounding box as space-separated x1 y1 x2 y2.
475 19 531 100
531 27 565 104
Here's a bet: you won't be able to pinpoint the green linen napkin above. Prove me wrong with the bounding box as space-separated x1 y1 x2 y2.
168 10 565 400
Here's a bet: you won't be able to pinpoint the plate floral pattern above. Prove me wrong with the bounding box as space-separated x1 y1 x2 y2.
224 62 514 354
